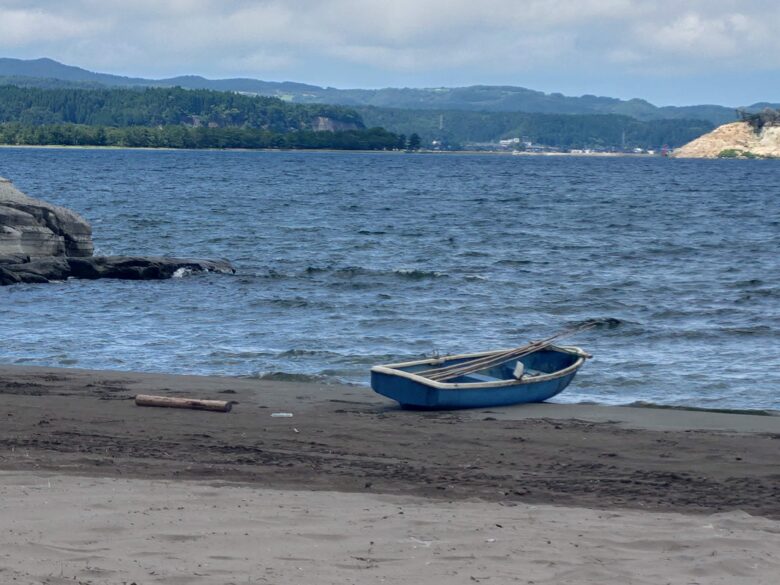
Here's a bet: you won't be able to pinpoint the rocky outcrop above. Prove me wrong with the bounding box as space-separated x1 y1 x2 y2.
672 121 780 159
0 177 93 257
0 255 234 285
0 177 234 286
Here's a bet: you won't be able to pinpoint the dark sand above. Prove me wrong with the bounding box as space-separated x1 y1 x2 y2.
2 364 778 519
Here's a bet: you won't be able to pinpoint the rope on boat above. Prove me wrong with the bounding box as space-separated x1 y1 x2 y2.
419 321 598 382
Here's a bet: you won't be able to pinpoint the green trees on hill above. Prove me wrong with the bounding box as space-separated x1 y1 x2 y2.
0 85 406 150
0 123 401 150
357 107 714 149
0 85 363 131
738 108 780 132
0 84 716 151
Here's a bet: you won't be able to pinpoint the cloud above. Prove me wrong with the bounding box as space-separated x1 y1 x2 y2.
0 7 103 46
1 0 779 100
633 11 758 61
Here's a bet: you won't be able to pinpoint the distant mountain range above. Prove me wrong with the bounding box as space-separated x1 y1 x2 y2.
2 57 777 127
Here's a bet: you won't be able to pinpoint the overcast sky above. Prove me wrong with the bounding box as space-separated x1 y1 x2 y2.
0 0 778 106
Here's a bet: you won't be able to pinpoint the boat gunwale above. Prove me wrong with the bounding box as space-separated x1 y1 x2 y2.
370 345 589 390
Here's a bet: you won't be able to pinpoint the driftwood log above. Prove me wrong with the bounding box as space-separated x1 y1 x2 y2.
134 394 233 412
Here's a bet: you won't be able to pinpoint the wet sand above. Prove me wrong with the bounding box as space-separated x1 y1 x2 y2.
1 364 779 583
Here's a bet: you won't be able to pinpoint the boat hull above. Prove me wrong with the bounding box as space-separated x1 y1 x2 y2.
370 346 588 409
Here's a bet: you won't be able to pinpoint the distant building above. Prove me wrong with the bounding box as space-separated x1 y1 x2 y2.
498 137 521 148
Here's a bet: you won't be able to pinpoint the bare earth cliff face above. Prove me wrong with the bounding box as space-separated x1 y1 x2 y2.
0 177 234 286
311 116 362 132
672 121 780 159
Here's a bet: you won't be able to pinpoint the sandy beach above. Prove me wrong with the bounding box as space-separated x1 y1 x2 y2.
1 364 779 584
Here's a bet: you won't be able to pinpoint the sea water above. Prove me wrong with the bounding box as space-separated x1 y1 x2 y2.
1 148 778 410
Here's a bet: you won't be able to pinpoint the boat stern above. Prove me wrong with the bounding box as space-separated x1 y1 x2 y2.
370 368 441 408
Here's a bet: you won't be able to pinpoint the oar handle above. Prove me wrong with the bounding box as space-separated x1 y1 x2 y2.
423 322 597 382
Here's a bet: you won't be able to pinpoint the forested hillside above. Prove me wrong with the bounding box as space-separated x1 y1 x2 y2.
0 85 407 150
0 85 363 131
358 107 714 149
0 123 402 150
0 83 713 151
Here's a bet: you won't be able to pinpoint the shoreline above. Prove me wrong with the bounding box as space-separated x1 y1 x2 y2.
2 358 776 417
2 363 778 518
0 143 659 157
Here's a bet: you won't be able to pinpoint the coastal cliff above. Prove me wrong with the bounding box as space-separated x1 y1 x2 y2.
672 120 780 159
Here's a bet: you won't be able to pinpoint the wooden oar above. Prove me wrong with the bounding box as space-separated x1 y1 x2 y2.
423 334 568 382
420 331 566 380
418 320 600 381
418 327 582 380
420 322 597 382
423 329 589 382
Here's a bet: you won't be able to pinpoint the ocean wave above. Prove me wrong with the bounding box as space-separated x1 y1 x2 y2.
257 268 292 279
250 371 333 383
275 348 344 358
282 226 324 233
649 307 700 319
569 317 627 330
644 329 718 341
254 297 334 309
624 401 778 416
392 268 446 279
493 259 533 266
172 267 194 278
208 349 275 359
717 325 774 336
645 325 775 341
258 266 448 283
736 288 780 301
303 265 447 280
268 297 313 308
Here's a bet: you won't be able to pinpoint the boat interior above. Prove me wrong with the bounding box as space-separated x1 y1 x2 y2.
402 347 580 384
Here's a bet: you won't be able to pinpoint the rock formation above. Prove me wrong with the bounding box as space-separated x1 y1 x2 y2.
0 177 93 257
0 255 234 285
0 177 234 286
672 121 780 159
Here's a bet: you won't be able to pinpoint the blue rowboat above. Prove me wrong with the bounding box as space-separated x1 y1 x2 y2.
371 345 590 409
